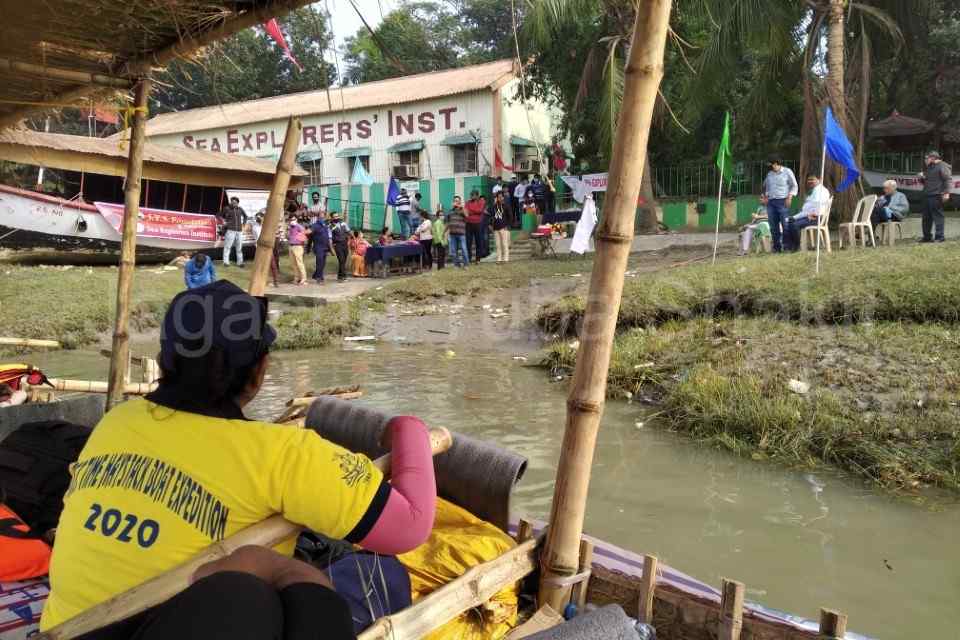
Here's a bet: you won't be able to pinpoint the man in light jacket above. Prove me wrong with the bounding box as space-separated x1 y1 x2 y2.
871 179 910 229
761 158 799 253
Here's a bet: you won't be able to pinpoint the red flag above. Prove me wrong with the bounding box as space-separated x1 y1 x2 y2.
264 19 303 72
494 148 516 172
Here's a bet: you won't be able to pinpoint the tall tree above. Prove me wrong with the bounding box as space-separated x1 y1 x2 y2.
522 0 661 232
152 6 336 113
341 2 464 84
687 0 901 218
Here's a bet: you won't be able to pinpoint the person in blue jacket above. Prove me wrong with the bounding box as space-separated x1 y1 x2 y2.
184 252 216 289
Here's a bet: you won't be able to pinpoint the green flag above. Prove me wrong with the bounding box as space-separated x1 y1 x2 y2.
716 111 733 188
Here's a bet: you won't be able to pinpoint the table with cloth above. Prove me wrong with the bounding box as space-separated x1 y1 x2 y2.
364 242 423 277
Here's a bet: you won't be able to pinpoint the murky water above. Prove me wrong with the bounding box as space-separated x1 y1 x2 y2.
29 344 960 639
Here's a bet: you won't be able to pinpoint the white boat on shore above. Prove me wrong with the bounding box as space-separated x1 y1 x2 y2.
0 184 244 262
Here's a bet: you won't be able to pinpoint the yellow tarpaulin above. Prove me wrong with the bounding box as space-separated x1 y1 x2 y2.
397 498 520 639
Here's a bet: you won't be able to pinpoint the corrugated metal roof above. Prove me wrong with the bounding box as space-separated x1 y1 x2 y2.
0 129 306 189
145 60 517 138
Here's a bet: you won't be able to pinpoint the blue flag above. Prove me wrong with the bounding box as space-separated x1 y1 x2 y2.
824 107 860 192
386 177 401 205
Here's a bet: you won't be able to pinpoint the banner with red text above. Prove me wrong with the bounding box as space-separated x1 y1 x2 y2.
94 202 217 243
863 169 960 195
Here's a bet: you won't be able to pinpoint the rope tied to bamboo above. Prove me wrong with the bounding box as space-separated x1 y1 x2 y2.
117 104 149 149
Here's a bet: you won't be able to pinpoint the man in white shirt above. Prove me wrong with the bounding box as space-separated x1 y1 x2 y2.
783 174 831 251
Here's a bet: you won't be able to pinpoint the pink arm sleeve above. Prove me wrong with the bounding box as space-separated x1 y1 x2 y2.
358 416 437 555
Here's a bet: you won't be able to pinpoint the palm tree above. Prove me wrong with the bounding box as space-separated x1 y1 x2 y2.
688 0 903 218
523 0 661 232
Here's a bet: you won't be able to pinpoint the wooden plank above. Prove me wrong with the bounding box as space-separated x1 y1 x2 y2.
719 579 745 640
36 427 453 640
637 554 658 624
105 78 150 409
819 608 848 638
358 537 539 640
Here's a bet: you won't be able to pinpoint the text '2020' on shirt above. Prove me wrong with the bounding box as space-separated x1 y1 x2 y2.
41 398 386 630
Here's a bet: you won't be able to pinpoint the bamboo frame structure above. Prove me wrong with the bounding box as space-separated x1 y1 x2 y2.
105 78 150 409
0 0 318 129
249 116 302 297
36 427 454 640
358 537 539 640
538 0 674 610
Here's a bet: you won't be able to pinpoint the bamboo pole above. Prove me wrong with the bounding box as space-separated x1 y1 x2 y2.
0 337 61 348
48 378 156 395
719 579 745 640
538 1 673 610
637 554 658 624
36 427 453 640
105 78 151 410
0 58 132 89
249 116 302 297
358 537 538 640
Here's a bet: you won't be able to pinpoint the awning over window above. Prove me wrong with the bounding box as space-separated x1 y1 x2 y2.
335 146 371 158
441 133 478 146
387 140 425 153
509 135 538 148
296 149 323 163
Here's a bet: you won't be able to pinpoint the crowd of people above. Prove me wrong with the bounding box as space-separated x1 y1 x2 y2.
738 151 952 255
184 182 533 289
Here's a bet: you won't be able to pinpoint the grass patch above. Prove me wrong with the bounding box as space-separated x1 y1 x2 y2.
0 264 356 352
542 318 960 491
272 300 362 350
538 243 960 335
363 257 599 304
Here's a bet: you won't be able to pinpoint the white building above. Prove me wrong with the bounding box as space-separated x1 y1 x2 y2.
143 60 563 229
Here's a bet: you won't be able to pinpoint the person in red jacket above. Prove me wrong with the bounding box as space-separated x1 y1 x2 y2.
464 191 486 263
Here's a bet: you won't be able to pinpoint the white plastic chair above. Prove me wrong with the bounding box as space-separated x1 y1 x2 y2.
877 220 904 246
838 195 878 249
800 196 834 252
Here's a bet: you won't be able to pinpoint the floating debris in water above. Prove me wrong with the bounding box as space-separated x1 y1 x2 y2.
787 379 810 395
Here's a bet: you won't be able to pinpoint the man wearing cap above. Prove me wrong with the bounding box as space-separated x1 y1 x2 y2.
919 151 952 242
329 212 351 282
761 159 799 253
220 196 248 267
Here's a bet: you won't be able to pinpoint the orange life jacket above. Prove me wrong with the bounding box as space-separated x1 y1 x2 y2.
0 503 51 581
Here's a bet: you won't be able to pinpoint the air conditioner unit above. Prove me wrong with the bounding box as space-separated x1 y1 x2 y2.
516 159 541 173
393 164 419 178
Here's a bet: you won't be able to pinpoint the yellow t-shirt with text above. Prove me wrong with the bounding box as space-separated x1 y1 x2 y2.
41 398 385 630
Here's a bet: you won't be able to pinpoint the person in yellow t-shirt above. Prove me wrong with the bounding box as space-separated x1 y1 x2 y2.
41 280 438 640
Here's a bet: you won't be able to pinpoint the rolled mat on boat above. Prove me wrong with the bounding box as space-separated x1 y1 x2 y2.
305 397 527 532
0 395 105 442
523 605 643 640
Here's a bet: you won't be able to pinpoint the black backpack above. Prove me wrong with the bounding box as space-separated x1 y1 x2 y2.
0 420 91 534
